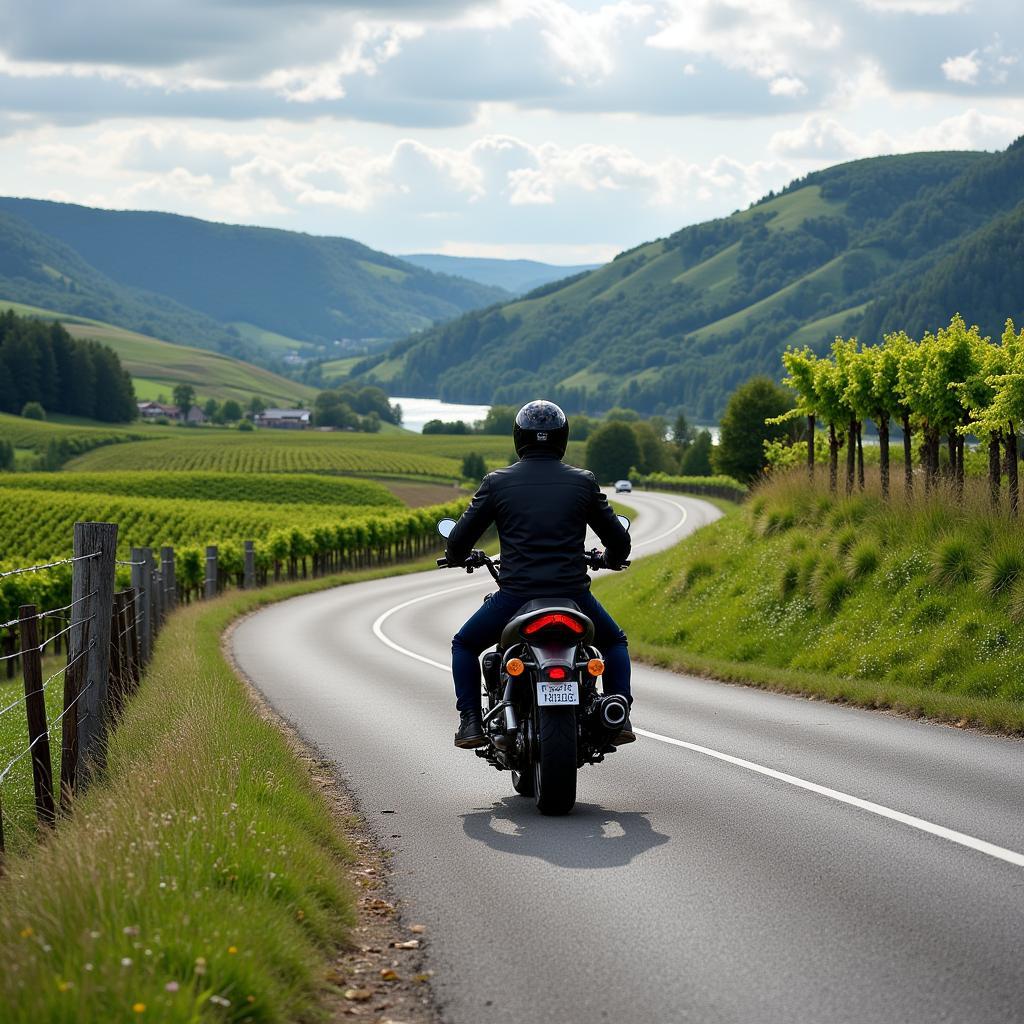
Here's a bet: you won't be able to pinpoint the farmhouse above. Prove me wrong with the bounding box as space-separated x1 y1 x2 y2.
255 408 311 429
137 401 179 420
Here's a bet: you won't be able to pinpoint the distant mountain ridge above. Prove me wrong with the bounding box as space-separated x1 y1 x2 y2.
0 198 507 365
352 143 1023 420
400 254 600 295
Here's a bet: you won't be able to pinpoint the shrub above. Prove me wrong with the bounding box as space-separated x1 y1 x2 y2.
21 402 45 421
848 541 880 580
780 560 800 599
833 525 858 557
683 559 715 590
812 559 853 614
931 536 975 586
978 540 1024 598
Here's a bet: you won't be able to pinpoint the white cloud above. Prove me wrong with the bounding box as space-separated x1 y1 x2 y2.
769 76 808 97
942 50 981 83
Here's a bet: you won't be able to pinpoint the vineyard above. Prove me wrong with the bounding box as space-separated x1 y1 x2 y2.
0 471 402 508
774 315 1024 508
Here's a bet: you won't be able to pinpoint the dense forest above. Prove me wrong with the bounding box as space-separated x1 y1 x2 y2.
0 310 136 422
0 199 505 354
353 141 1024 420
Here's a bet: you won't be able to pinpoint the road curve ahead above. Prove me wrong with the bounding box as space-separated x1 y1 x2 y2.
233 490 1024 1024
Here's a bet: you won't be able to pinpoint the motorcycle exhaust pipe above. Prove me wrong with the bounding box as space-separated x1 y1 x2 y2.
597 694 629 731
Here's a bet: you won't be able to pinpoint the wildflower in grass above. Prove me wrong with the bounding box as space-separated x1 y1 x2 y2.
121 957 133 968
56 979 72 992
19 927 32 938
210 995 231 1007
165 981 179 993
132 1003 146 1014
228 945 238 954
194 957 207 976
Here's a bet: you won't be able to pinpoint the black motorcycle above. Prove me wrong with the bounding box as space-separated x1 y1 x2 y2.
436 516 631 816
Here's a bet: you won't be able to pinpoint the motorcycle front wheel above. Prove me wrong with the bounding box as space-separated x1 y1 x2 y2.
533 706 577 815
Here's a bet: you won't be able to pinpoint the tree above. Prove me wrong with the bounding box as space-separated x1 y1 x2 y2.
203 397 220 421
585 422 641 482
21 401 45 420
680 429 713 476
0 439 14 471
249 394 267 416
173 383 196 415
461 452 487 480
631 421 669 474
672 412 696 452
480 405 517 435
714 376 794 483
221 399 243 422
777 346 820 480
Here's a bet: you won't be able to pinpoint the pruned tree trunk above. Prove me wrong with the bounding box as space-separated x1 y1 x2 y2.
1006 423 1019 516
807 413 815 482
879 415 890 499
846 416 856 495
989 429 1002 507
954 433 965 496
902 413 913 497
856 422 865 491
828 422 838 494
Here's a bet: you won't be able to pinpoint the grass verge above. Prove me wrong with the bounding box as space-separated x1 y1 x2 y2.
0 557 438 1023
595 474 1024 735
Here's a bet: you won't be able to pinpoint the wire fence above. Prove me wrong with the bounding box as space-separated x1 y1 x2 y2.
0 518 445 864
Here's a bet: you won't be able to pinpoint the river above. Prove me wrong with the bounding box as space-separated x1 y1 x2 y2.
390 396 491 433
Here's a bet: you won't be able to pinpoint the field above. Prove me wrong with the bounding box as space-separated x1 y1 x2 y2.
596 471 1024 730
0 298 317 406
0 471 401 508
63 429 580 477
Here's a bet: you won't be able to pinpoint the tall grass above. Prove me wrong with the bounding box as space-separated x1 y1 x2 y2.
0 575 380 1022
596 467 1024 731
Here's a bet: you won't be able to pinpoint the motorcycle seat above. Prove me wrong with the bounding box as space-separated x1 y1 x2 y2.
500 598 594 649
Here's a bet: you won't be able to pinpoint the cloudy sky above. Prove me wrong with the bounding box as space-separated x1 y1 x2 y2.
1 0 1021 262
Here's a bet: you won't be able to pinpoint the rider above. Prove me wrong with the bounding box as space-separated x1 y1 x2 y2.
444 400 635 750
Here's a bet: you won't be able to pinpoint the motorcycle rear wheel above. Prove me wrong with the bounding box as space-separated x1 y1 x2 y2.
533 706 577 815
511 769 535 796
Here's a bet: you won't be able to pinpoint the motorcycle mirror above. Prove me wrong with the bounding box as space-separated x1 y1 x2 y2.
436 518 457 539
616 514 631 532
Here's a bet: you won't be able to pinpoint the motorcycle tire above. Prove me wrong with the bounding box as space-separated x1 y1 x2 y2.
533 706 577 815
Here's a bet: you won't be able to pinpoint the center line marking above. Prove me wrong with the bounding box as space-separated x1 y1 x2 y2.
371 577 1024 871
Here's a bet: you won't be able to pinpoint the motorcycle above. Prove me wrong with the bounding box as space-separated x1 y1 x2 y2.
435 516 631 816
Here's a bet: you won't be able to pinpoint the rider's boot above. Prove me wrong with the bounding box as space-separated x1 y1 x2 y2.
455 709 486 748
611 714 636 745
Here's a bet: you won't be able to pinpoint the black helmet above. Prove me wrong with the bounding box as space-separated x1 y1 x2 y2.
513 400 569 458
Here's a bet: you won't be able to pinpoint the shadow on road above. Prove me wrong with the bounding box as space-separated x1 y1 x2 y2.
460 798 670 869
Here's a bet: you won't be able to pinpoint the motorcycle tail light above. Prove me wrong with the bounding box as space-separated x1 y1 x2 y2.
547 667 567 681
523 613 584 635
587 658 605 677
505 658 525 677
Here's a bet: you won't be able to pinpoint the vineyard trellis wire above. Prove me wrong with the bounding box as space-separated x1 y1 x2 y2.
0 505 454 864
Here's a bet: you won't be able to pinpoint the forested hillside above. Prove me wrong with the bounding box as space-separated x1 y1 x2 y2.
401 254 599 295
0 199 506 354
354 143 1024 420
0 310 136 422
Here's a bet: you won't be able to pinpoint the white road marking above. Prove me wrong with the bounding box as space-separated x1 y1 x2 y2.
372 579 486 671
635 728 1024 869
371 561 1024 871
631 494 688 548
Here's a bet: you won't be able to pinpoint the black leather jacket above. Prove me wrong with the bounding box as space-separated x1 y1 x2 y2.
445 453 631 598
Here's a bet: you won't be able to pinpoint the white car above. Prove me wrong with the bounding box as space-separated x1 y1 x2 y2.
614 479 632 493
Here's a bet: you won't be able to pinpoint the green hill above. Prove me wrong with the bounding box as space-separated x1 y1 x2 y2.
353 146 1023 420
0 299 317 407
0 198 507 358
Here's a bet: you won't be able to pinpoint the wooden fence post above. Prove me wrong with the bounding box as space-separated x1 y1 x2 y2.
162 546 176 610
19 605 55 827
205 546 218 599
70 522 118 781
130 548 151 666
152 558 163 635
244 541 256 590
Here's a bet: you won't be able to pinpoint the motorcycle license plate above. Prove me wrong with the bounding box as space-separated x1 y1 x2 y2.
537 680 579 706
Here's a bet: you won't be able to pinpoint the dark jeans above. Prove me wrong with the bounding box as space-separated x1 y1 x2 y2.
451 590 631 713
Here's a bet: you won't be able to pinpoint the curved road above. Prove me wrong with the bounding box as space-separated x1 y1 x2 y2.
233 490 1024 1024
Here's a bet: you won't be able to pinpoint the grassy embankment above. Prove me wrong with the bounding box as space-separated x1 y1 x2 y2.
0 561 434 1022
597 471 1024 732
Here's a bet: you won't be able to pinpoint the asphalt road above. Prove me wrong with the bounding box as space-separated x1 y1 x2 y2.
233 490 1024 1024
